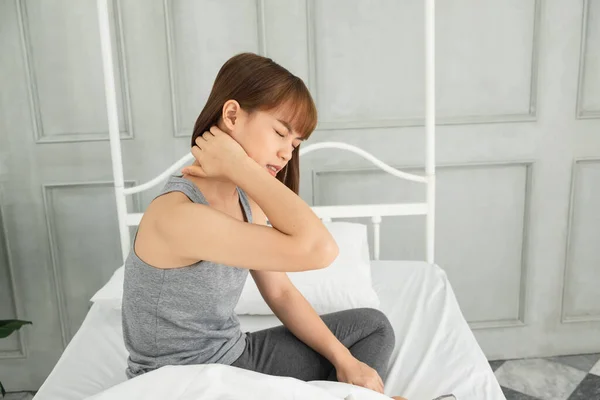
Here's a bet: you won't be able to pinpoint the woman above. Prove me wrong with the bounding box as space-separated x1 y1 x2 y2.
122 52 407 400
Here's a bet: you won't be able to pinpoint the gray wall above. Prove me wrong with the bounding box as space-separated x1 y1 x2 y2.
0 0 599 390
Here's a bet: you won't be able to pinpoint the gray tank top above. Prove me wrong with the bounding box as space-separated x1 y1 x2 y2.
121 176 252 379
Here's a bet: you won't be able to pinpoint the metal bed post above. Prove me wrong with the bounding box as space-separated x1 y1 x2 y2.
97 0 130 262
425 0 436 265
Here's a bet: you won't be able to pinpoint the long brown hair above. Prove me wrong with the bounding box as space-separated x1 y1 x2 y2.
191 53 317 194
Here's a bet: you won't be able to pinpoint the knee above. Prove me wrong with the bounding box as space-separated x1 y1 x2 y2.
357 308 395 345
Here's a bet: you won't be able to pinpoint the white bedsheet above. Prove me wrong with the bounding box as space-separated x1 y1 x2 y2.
33 261 505 400
84 364 393 400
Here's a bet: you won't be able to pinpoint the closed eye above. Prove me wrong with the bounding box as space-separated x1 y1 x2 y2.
275 127 302 149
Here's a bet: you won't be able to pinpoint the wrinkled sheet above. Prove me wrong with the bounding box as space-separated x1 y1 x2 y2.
84 363 391 400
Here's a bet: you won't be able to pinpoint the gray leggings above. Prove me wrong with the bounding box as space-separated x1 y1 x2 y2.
231 308 396 382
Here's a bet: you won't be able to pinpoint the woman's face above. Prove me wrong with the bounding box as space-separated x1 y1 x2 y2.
222 103 305 177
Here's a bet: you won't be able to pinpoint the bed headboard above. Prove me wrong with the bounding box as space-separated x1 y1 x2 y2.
96 0 436 264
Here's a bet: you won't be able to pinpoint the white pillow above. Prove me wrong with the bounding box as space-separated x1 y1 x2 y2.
90 222 380 314
234 221 380 315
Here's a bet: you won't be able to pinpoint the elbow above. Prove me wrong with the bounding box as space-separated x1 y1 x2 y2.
307 235 339 271
319 238 340 269
289 230 339 272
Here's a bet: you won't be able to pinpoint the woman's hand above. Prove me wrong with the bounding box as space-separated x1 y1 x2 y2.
335 356 385 394
182 126 248 180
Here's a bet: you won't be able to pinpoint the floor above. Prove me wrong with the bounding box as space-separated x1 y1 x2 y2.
3 394 34 400
491 353 600 400
5 354 600 400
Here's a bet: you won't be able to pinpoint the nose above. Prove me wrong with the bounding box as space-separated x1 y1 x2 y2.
277 145 292 163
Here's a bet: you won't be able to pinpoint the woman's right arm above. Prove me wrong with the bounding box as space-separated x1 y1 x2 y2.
154 128 339 273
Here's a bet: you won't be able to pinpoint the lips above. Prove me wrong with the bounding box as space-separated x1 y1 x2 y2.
266 164 281 177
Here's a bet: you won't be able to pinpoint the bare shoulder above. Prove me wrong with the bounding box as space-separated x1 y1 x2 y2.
151 190 194 209
139 191 193 229
134 191 197 268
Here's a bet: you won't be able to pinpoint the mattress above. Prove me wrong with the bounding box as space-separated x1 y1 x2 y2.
33 261 505 400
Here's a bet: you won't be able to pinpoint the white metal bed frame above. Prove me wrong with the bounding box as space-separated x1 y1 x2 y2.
97 0 436 264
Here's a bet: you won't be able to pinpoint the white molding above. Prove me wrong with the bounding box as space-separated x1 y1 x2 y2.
42 180 138 347
519 161 534 328
166 0 267 138
307 0 541 129
575 0 600 119
305 0 317 101
312 160 533 328
113 0 134 139
15 0 133 143
469 319 526 330
562 315 600 324
312 159 535 174
0 201 28 360
315 114 538 131
163 0 178 138
529 0 542 120
561 158 600 324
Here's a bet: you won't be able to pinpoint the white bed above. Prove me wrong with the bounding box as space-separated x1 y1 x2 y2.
34 261 504 400
31 1 506 399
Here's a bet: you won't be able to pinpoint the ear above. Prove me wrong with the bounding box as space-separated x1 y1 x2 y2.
221 100 241 132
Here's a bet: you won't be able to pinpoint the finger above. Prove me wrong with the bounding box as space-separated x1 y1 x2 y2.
368 378 383 394
195 136 208 147
191 146 202 159
186 166 206 177
209 125 224 136
366 383 381 394
203 129 215 138
181 165 206 178
367 380 382 394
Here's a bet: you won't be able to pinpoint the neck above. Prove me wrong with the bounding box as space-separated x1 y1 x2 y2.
181 162 238 204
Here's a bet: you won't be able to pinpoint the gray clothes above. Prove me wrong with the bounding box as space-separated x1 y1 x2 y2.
121 176 252 379
121 176 396 386
232 308 396 381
